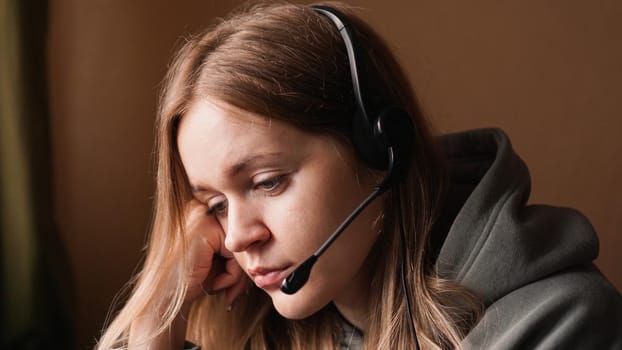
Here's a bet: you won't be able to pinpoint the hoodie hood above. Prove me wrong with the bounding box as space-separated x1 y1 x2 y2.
435 128 599 304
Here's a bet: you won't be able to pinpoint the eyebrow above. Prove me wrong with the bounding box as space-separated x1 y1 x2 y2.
190 152 284 193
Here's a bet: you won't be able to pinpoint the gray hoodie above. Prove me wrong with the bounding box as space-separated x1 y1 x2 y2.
437 128 621 349
184 129 620 350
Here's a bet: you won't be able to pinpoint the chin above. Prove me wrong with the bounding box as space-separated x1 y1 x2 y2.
267 288 329 320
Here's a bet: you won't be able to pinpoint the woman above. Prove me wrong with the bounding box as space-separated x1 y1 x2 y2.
97 2 621 349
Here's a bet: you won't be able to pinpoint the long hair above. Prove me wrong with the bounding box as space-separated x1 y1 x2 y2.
97 2 481 349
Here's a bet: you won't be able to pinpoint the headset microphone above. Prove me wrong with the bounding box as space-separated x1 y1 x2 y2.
280 148 395 294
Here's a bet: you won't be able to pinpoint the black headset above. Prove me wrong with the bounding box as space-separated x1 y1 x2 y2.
311 5 414 180
310 5 420 349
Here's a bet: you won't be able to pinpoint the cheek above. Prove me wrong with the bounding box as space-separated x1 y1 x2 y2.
269 175 340 253
241 157 378 316
268 160 374 262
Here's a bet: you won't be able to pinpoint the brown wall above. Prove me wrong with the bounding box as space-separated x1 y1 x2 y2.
355 0 621 291
48 1 621 348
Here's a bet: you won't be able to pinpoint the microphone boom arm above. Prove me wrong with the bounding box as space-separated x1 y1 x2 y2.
280 148 395 294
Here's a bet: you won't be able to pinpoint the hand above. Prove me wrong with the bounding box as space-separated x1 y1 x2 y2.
128 201 247 349
183 200 248 306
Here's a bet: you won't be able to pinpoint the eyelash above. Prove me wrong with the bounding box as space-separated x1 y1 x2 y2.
206 201 227 216
205 175 286 217
255 175 284 192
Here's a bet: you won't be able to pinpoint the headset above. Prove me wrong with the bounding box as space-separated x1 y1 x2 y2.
311 6 414 174
279 5 420 349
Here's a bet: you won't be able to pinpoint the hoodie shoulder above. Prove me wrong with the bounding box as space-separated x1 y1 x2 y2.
437 129 599 301
435 129 621 348
462 264 622 349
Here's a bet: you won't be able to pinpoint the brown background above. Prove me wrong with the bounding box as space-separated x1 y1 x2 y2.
47 1 621 349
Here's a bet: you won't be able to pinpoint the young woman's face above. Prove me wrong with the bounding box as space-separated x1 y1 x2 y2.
177 99 383 319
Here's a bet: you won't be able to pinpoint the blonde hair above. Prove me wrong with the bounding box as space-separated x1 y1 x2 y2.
97 2 481 349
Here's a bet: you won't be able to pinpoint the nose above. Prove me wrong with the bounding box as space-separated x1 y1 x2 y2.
224 199 271 252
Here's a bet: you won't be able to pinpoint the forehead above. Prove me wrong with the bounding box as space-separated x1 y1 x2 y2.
176 99 317 187
177 98 300 152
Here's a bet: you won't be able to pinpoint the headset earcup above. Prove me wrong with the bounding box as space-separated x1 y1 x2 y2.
352 108 391 170
374 106 414 174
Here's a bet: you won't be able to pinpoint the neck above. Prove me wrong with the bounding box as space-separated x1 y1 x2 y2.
332 239 382 333
333 286 370 332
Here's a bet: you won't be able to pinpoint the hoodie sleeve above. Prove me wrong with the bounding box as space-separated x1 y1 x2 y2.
461 264 622 350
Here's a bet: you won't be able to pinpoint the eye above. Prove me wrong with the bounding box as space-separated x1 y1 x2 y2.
254 174 287 194
207 200 228 217
256 176 282 191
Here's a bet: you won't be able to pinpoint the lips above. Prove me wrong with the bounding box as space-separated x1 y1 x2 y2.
248 265 291 289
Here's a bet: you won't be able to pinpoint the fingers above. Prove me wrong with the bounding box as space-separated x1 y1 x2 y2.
205 255 250 306
210 256 244 292
225 273 250 306
202 254 226 292
183 200 224 302
183 200 250 306
185 201 225 244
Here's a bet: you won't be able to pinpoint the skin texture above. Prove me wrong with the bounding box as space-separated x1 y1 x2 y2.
176 98 384 330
